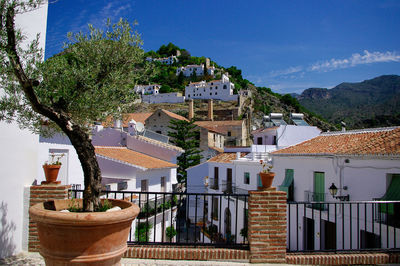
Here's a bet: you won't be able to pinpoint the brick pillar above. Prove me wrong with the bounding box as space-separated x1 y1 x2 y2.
248 188 287 263
207 99 213 121
188 99 194 120
28 184 71 252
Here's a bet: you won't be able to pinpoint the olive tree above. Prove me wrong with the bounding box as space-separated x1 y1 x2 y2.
0 0 153 211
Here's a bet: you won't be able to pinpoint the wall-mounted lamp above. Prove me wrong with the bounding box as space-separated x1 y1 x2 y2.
328 183 349 201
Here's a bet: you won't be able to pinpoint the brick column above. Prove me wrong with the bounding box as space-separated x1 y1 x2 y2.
248 188 287 263
28 184 71 252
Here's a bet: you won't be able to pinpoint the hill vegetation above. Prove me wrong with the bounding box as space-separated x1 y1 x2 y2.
143 43 339 131
297 75 400 129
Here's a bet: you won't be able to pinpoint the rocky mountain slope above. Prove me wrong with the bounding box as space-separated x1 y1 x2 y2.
297 75 400 129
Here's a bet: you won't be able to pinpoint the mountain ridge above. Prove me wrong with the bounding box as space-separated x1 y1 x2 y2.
297 75 400 129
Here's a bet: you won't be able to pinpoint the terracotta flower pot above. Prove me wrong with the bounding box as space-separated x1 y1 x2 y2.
42 164 61 183
259 172 275 190
29 199 140 265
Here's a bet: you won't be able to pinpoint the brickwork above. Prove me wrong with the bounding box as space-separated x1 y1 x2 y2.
28 184 70 252
248 188 287 263
124 246 249 261
286 252 400 265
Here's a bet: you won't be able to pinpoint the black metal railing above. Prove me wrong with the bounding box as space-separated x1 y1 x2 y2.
208 178 219 190
69 189 249 249
287 200 400 253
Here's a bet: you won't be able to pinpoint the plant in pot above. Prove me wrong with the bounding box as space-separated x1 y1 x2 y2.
42 153 64 184
259 159 275 190
1 1 154 264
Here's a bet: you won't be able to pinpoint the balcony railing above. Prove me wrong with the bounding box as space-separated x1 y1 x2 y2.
287 200 400 252
305 191 328 210
208 178 219 190
222 181 233 194
69 189 249 249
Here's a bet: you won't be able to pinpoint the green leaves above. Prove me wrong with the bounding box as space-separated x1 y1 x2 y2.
168 119 202 185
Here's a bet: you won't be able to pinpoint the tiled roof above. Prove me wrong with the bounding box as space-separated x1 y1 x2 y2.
208 152 248 163
102 113 152 128
195 120 244 135
272 127 400 157
161 109 189 122
95 147 177 169
133 135 184 153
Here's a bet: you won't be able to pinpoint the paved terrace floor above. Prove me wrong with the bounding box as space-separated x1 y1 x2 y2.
0 252 290 266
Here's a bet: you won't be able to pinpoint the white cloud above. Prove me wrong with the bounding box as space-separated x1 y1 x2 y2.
269 66 303 77
309 50 400 72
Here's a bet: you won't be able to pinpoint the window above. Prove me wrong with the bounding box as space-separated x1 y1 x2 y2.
140 179 148 201
141 180 148 192
279 169 294 201
244 172 250 185
213 167 219 189
313 172 325 202
227 131 231 137
212 196 219 220
223 85 227 89
257 137 262 145
216 86 218 89
161 176 166 192
215 92 217 95
156 130 162 134
210 93 212 95
117 181 128 191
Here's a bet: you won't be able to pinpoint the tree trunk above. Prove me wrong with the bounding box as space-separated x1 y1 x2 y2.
63 125 102 212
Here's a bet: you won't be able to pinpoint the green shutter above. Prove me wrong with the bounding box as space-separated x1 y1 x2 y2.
314 172 325 202
279 169 294 198
379 174 400 215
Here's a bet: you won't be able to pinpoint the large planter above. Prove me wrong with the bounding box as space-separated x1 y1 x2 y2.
29 199 140 266
259 172 275 190
42 164 61 183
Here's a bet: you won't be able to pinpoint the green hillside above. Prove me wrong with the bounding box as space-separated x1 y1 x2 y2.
298 75 400 129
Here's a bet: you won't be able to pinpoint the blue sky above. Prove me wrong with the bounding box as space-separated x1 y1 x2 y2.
45 0 400 94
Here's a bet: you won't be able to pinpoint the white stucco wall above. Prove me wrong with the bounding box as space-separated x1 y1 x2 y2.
142 92 185 104
0 3 48 258
272 155 400 202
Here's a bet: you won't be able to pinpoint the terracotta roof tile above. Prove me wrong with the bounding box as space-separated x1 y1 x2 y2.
195 120 244 135
134 135 184 153
102 113 152 128
95 146 177 169
208 152 248 163
161 109 189 122
272 127 400 156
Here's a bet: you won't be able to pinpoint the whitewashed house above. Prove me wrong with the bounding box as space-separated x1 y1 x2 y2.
134 84 160 95
185 74 238 101
142 92 185 104
186 118 323 245
0 3 48 258
146 55 178 65
176 64 215 77
271 126 400 251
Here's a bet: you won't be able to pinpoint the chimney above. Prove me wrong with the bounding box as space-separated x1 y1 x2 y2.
207 99 214 121
114 119 121 129
188 99 194 120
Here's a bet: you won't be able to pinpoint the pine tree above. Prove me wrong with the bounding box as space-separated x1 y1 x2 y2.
168 119 202 186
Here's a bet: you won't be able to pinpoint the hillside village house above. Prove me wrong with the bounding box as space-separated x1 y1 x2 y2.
185 74 238 101
145 109 190 136
195 120 248 147
176 64 215 77
103 112 153 131
134 84 160 95
271 126 400 251
186 116 321 245
146 55 178 65
38 124 183 243
142 92 185 104
0 3 48 258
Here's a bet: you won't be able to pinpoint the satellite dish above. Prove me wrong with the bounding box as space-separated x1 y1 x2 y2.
135 122 145 134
